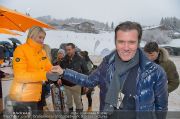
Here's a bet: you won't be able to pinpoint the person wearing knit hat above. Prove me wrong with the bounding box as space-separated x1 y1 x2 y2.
57 49 65 62
58 49 65 56
53 49 65 66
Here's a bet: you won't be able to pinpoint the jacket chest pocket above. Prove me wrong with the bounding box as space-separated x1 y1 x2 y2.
39 57 48 70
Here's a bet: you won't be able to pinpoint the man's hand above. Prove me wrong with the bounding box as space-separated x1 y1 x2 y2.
51 65 64 75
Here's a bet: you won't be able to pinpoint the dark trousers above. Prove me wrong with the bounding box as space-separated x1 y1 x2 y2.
86 92 92 107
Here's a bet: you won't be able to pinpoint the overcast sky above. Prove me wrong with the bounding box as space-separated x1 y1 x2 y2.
1 0 180 25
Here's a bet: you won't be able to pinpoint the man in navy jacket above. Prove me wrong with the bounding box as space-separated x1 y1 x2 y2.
52 21 168 119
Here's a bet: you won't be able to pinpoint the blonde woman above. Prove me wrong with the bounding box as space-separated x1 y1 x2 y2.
9 26 59 117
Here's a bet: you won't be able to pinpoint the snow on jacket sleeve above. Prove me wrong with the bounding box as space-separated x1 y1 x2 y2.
154 66 168 111
63 58 107 88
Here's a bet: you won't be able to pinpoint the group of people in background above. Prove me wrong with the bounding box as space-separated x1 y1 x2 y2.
53 43 95 114
0 21 179 119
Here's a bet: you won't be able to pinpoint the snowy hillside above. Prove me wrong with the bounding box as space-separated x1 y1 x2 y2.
0 30 180 56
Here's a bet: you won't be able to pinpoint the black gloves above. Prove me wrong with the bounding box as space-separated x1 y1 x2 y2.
46 72 60 82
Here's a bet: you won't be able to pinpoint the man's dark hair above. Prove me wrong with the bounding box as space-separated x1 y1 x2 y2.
144 42 159 53
115 21 142 43
66 43 75 49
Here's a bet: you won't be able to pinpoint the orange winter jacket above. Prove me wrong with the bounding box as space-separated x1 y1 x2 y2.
9 38 52 102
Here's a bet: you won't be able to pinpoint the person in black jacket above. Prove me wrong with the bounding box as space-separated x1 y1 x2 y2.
60 43 88 115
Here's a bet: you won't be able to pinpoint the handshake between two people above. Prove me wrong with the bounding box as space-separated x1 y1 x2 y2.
46 65 64 85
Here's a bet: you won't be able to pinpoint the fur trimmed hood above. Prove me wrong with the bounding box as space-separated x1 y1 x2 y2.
159 48 170 63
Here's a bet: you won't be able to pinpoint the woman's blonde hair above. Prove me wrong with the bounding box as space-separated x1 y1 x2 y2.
43 44 52 62
27 26 46 39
